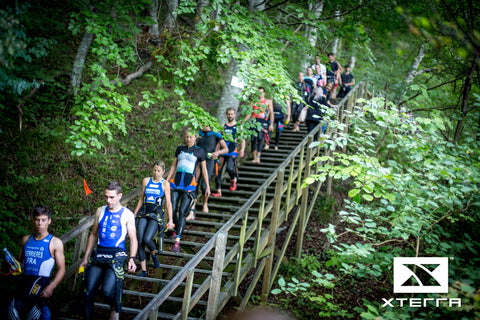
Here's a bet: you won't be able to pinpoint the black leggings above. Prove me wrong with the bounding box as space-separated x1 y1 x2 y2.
251 120 268 152
171 190 194 239
215 156 236 189
291 101 304 123
269 115 284 146
306 120 320 141
200 158 214 195
136 216 158 262
84 249 126 319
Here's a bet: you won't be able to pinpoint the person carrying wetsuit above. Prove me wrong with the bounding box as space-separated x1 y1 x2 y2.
166 128 211 253
79 181 138 320
133 160 174 277
290 73 312 132
269 98 291 150
7 206 65 320
215 108 246 195
245 87 274 163
195 126 228 212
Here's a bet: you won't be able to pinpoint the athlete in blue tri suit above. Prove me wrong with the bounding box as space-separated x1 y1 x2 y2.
80 181 138 320
7 206 65 320
214 108 245 195
133 160 174 277
166 128 211 252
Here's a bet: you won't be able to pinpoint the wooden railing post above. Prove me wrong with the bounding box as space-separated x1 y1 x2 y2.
234 210 248 296
285 156 295 221
254 188 267 268
206 232 228 320
261 169 285 303
296 136 313 259
71 216 89 290
180 267 195 320
296 146 305 205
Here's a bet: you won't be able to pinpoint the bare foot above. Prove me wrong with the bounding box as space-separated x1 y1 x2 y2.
202 205 209 213
263 144 269 150
274 146 278 150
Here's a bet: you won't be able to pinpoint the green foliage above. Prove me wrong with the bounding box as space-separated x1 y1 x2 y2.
301 95 480 318
0 4 56 96
66 0 147 156
272 260 354 319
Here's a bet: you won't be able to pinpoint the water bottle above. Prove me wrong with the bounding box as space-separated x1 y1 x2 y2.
3 248 22 275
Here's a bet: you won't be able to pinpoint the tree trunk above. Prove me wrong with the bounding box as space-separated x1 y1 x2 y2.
70 30 94 95
216 0 263 122
454 52 479 143
216 59 243 124
302 1 324 71
161 0 179 33
149 0 160 37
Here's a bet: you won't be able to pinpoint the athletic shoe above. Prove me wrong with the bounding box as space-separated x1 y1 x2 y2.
152 255 160 269
211 192 222 197
138 271 148 277
170 231 177 239
172 241 180 253
229 179 237 191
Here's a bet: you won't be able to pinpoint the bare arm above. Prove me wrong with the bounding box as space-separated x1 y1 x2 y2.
163 180 174 229
18 235 29 262
125 211 138 273
166 158 178 181
212 139 228 158
201 160 210 197
41 237 65 298
79 207 101 269
286 99 291 123
268 100 274 131
133 177 148 216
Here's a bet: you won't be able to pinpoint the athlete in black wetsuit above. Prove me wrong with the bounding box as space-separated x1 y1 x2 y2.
133 160 174 277
166 129 211 252
215 108 245 195
269 99 291 150
195 126 228 212
79 181 138 320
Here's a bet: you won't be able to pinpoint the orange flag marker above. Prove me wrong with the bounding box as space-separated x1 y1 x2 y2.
83 179 92 196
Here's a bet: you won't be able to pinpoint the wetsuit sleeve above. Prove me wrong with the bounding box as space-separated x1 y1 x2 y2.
198 148 206 162
175 146 182 158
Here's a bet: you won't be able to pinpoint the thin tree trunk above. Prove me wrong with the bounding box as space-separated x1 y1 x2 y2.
162 0 179 33
149 0 160 37
454 52 479 142
216 0 262 122
302 1 324 71
70 30 94 95
216 59 243 124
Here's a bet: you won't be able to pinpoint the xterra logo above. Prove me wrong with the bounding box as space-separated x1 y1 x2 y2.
393 257 449 293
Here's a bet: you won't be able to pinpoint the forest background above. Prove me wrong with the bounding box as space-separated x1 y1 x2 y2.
0 0 479 319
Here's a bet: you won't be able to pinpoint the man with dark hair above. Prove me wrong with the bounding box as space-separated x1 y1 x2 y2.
7 206 65 320
196 125 228 212
338 64 355 98
80 181 138 320
215 108 245 194
326 53 343 99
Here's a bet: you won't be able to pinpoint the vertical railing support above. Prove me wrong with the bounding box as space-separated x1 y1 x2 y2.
72 217 89 291
234 210 248 296
206 232 228 320
296 146 305 205
254 188 267 268
261 169 285 303
285 156 295 221
180 267 195 320
296 136 313 259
